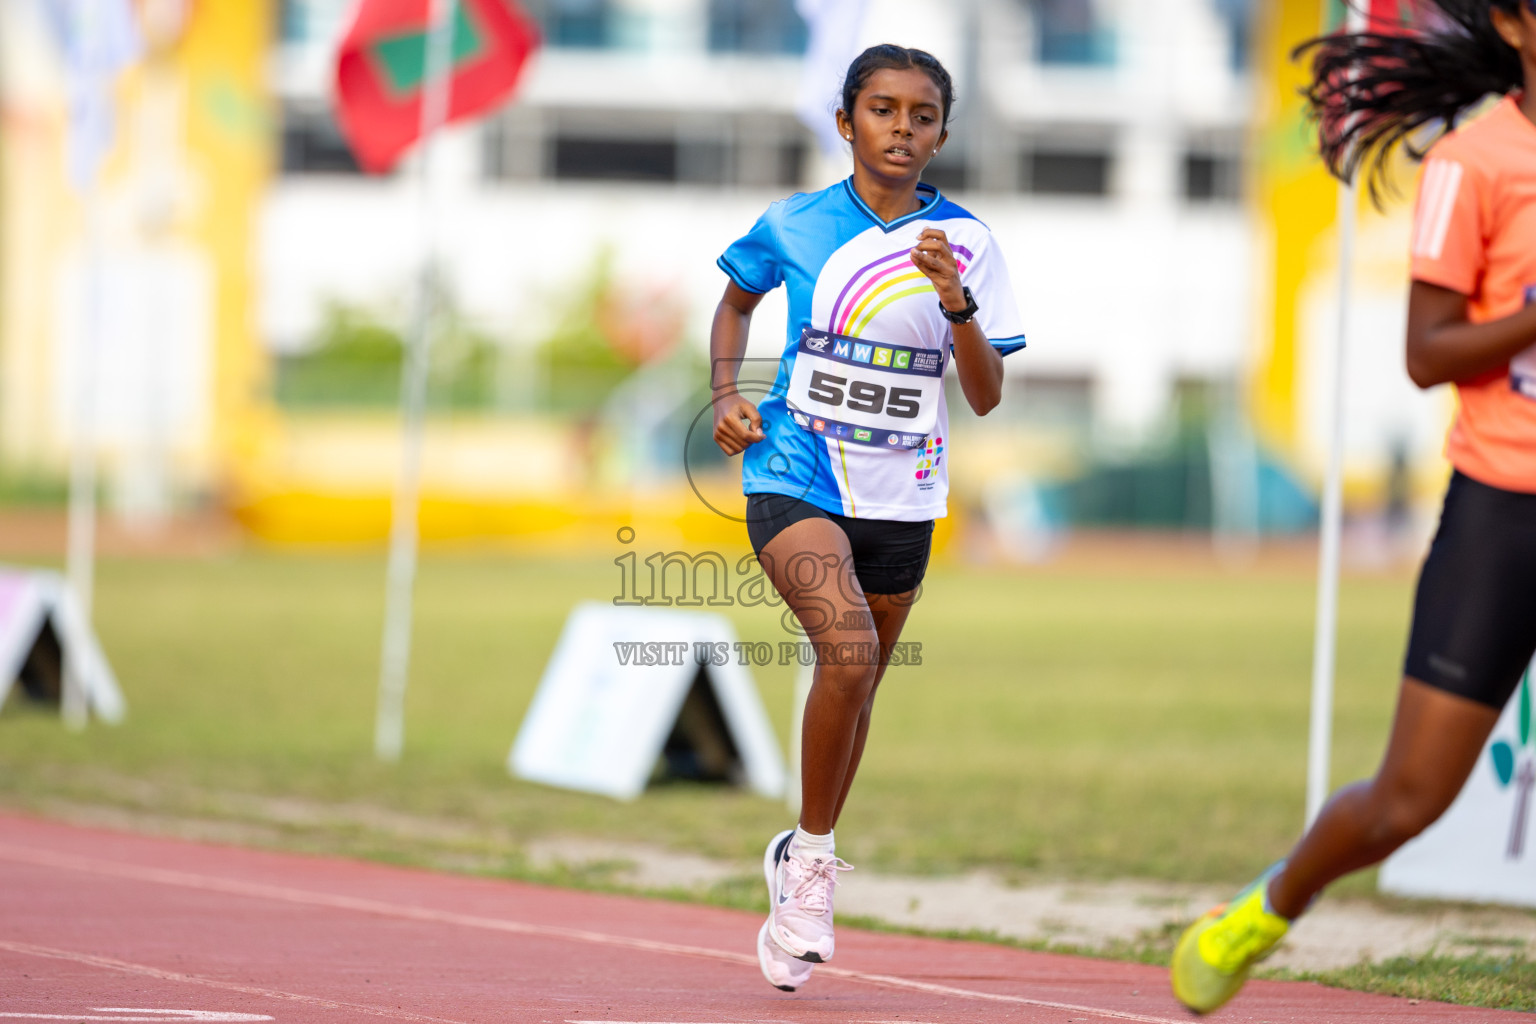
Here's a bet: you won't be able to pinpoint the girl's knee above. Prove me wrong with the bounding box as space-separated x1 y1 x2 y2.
815 655 879 703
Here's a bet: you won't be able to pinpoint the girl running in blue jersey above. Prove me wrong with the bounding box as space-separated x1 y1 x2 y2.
709 45 1028 992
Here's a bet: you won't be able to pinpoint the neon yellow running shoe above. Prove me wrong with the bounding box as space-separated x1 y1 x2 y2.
1170 864 1290 1015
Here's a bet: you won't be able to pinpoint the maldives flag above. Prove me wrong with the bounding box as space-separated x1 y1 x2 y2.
1360 0 1417 31
335 0 540 174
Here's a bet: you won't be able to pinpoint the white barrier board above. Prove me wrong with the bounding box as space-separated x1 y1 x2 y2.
0 566 125 723
509 603 785 801
1380 663 1536 907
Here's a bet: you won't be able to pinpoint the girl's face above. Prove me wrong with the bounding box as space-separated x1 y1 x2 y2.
836 67 949 187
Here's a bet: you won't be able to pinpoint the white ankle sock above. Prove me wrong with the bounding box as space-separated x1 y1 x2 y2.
790 828 834 859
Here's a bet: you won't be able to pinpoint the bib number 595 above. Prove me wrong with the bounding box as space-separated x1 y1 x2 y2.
806 370 922 419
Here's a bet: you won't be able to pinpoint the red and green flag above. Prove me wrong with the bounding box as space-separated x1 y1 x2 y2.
1330 0 1423 33
1362 0 1416 31
335 0 540 174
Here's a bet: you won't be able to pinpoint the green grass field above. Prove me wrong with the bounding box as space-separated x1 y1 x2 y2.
0 545 1413 886
8 544 1533 1009
1281 954 1536 1013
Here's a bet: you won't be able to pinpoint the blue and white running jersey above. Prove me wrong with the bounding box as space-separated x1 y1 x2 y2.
718 178 1027 522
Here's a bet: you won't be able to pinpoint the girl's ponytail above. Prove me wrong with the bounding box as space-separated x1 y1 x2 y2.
1296 0 1525 200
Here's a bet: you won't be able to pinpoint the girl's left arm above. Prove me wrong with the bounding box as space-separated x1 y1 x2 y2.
911 228 1003 415
948 316 1005 416
1406 280 1536 388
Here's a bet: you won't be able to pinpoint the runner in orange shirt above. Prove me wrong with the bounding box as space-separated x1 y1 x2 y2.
1171 1 1536 1013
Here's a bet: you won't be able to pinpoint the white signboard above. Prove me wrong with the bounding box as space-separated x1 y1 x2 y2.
1380 662 1536 907
509 603 785 801
0 566 125 723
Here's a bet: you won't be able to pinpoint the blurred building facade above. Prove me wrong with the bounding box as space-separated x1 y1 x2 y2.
0 1 271 522
258 0 1297 540
271 0 1256 438
0 0 1450 543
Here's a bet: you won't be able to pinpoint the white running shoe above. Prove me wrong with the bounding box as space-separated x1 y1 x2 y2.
757 918 812 991
759 830 813 990
763 828 853 964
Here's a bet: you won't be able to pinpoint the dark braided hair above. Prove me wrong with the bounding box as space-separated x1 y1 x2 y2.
1296 0 1526 201
840 44 957 130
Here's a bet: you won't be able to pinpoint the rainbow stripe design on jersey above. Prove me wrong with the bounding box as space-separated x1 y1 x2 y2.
717 178 1027 522
828 246 972 338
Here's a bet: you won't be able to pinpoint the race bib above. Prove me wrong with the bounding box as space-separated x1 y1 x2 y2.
1512 285 1536 401
784 328 945 449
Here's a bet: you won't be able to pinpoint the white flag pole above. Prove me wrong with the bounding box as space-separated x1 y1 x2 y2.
61 0 139 731
1305 0 1370 827
375 0 458 762
793 0 869 166
62 185 103 732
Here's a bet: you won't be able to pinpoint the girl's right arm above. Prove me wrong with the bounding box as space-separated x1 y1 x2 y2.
1406 281 1536 388
711 282 768 455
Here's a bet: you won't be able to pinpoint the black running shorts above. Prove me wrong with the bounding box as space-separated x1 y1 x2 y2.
1404 471 1536 708
745 492 934 596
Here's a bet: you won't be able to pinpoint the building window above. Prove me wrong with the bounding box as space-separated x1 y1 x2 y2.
1023 150 1111 196
707 0 807 54
678 138 731 185
545 134 805 187
278 0 352 45
279 0 306 43
490 111 809 188
774 139 807 188
1183 152 1243 203
281 102 363 175
553 137 679 182
921 159 969 195
1211 0 1252 71
1010 373 1095 431
523 0 614 48
1030 0 1115 66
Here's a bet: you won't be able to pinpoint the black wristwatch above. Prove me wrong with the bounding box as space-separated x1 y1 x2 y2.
939 287 979 324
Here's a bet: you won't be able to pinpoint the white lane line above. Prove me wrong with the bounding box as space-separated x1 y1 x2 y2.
815 966 1179 1024
0 1012 271 1021
0 843 1184 1024
0 940 471 1024
46 1013 267 1022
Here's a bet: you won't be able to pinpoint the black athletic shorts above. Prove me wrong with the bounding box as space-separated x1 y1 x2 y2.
745 492 934 596
1404 471 1536 708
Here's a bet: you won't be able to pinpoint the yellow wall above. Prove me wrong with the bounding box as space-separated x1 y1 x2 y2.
1249 0 1448 498
0 5 272 494
1250 0 1343 457
174 4 277 497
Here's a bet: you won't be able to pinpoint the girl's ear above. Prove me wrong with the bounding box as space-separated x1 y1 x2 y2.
931 128 949 157
1491 5 1524 51
836 108 854 142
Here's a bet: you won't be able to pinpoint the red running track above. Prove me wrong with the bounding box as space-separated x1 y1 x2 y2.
0 813 1519 1023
